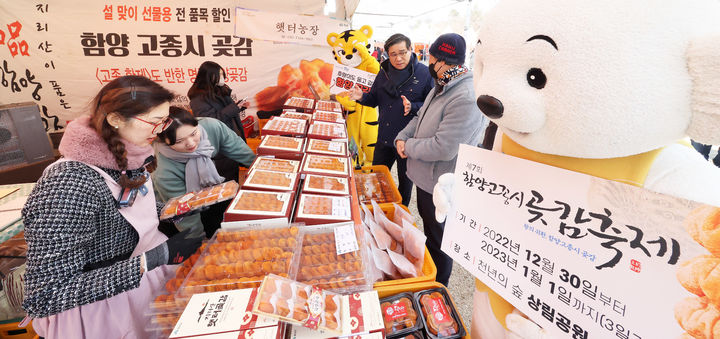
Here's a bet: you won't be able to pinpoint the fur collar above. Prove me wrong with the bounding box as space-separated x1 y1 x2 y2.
58 115 154 170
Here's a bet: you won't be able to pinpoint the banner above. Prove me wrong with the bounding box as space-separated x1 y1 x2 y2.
443 144 711 338
0 1 338 132
234 8 349 46
328 64 376 96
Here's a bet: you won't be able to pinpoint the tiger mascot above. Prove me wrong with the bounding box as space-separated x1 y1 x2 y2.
327 25 379 166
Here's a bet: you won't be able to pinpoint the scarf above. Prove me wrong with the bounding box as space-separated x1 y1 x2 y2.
154 125 224 192
58 115 154 171
436 64 469 87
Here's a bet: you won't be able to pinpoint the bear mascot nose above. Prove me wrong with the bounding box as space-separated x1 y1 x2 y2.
476 95 504 118
345 54 353 60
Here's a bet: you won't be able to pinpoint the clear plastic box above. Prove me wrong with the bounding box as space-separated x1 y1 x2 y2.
301 174 350 196
314 100 343 113
160 181 239 220
307 121 347 140
242 169 299 192
305 139 347 157
250 156 301 173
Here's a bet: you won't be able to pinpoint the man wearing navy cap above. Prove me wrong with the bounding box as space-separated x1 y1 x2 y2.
395 33 488 286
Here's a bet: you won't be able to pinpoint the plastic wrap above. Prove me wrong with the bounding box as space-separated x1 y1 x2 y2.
380 292 422 337
402 219 426 273
315 100 342 113
372 200 404 244
160 181 239 220
301 174 350 196
242 169 299 192
250 156 301 173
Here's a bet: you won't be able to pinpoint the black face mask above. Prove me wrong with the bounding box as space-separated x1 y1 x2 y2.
429 62 439 79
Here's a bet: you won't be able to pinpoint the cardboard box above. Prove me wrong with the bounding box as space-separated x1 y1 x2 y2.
294 194 352 225
312 110 344 124
224 190 294 223
301 154 350 178
262 117 307 138
314 100 343 113
242 169 299 192
305 139 347 157
301 174 350 196
249 156 300 174
170 289 278 338
256 135 305 161
307 121 347 140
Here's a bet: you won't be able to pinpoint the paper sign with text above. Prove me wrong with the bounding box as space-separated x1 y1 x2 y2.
442 144 715 339
329 64 376 96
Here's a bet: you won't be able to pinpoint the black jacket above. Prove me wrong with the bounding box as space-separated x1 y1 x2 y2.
358 53 434 146
189 91 246 141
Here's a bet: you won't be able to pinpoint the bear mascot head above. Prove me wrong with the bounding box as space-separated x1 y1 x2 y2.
461 0 720 338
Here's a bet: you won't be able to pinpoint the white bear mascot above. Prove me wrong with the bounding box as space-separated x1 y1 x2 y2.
435 0 720 337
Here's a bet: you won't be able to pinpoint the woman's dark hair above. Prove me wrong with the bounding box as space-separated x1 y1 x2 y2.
384 33 412 53
89 75 174 189
187 61 231 101
158 106 199 146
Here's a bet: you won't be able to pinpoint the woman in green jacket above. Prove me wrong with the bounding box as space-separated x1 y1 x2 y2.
153 107 256 238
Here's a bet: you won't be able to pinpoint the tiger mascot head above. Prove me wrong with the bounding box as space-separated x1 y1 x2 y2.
327 25 374 69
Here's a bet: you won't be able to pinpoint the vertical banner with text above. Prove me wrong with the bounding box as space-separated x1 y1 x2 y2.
442 144 715 338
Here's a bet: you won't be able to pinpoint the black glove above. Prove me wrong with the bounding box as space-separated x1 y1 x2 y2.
145 228 203 270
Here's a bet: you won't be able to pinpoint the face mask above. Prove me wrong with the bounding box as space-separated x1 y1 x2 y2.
217 76 225 87
429 62 439 79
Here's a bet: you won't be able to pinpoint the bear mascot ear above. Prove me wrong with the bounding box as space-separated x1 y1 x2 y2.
358 25 373 40
686 33 720 145
327 32 339 46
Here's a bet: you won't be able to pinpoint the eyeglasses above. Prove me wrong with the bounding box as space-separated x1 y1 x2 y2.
389 50 409 58
133 116 172 134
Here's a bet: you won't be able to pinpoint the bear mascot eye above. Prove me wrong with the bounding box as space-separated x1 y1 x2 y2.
526 68 547 89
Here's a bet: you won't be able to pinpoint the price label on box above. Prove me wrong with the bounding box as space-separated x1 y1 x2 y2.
334 224 359 255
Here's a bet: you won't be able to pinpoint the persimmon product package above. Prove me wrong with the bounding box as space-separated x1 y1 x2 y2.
250 156 301 174
295 223 372 293
315 100 343 113
307 121 347 140
301 154 350 178
174 227 303 301
242 169 299 192
284 97 316 113
301 174 350 196
224 190 294 223
160 181 239 220
262 117 308 138
379 292 423 338
305 139 347 157
257 135 306 161
281 111 314 122
294 194 352 225
414 288 465 339
354 171 398 204
169 288 281 338
254 275 384 337
312 110 345 124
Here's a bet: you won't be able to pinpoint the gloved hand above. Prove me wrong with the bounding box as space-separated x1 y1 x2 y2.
506 313 556 339
433 173 455 223
145 228 203 271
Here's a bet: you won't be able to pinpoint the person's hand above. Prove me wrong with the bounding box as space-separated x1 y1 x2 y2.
349 84 363 101
240 100 251 108
433 173 455 223
144 228 203 271
401 95 411 116
396 140 407 159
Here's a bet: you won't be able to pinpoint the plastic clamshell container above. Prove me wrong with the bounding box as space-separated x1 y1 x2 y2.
375 282 469 339
160 181 239 220
315 100 343 113
312 110 345 123
262 117 308 138
280 111 314 121
380 292 423 338
294 194 353 225
224 190 294 222
307 121 347 140
284 97 316 113
301 174 350 196
390 330 427 339
305 138 347 157
174 226 303 300
295 223 372 293
257 135 306 160
250 156 301 173
301 154 350 178
242 169 299 192
368 204 437 288
354 165 402 205
253 274 343 333
414 288 466 339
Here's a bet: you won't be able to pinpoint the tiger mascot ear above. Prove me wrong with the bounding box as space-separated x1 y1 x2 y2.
326 32 340 46
358 25 373 40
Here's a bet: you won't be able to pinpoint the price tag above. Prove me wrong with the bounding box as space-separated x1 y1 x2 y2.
334 224 359 255
331 197 351 218
327 141 342 152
